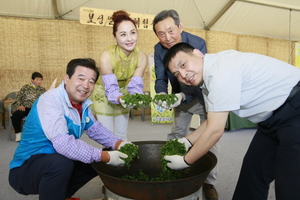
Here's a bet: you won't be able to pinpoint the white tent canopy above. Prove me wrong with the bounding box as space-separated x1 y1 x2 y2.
1 0 300 41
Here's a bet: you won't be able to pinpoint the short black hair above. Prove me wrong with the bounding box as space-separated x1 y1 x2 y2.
66 58 99 82
32 72 43 80
163 42 195 71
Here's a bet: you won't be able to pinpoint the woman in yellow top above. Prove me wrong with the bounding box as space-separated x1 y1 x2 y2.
91 10 147 140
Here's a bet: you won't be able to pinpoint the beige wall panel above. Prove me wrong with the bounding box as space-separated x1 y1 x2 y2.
0 18 40 71
206 31 238 53
0 17 295 101
185 28 207 42
238 35 268 55
86 25 114 61
267 38 291 63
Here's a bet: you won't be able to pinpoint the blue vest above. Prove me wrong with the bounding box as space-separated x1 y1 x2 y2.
9 84 94 169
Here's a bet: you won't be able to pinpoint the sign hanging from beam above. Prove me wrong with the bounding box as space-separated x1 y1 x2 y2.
80 7 154 30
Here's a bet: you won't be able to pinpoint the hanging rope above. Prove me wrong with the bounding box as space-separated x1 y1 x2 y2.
60 0 92 17
192 0 206 29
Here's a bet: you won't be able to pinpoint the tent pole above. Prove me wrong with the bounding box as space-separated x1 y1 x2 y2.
52 0 61 20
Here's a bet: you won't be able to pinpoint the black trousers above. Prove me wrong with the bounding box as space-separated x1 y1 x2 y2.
9 153 98 200
232 87 300 200
11 108 30 133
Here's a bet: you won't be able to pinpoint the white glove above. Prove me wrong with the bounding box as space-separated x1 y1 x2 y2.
164 155 190 170
161 93 183 110
138 100 149 108
153 92 167 106
107 151 128 166
117 141 133 150
119 98 136 109
177 137 192 152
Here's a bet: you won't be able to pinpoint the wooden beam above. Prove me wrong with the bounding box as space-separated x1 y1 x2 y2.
238 0 300 12
205 0 236 30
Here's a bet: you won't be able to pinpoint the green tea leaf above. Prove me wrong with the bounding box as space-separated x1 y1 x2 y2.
118 143 139 169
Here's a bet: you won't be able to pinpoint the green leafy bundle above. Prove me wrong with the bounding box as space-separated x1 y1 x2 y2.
153 94 178 106
122 94 152 109
122 170 152 181
121 140 189 181
158 139 188 181
118 143 139 169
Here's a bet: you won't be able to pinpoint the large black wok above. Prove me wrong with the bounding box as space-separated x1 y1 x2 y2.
92 141 217 200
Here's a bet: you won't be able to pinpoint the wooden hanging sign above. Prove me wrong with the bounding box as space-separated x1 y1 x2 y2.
80 7 154 30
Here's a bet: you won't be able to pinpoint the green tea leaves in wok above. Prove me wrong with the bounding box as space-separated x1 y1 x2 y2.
121 139 189 181
118 143 139 169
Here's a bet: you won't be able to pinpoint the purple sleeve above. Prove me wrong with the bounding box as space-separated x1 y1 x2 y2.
52 134 102 163
128 76 144 95
102 74 123 104
52 121 121 163
86 120 121 149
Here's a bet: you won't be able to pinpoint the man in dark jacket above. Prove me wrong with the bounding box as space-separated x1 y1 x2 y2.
152 9 219 200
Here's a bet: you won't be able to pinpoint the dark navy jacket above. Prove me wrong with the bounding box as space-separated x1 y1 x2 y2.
154 31 207 103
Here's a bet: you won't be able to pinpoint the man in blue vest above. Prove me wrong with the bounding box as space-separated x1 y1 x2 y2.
9 58 131 200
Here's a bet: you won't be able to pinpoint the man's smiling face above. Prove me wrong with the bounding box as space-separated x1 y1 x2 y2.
154 17 183 49
168 49 204 86
64 66 96 104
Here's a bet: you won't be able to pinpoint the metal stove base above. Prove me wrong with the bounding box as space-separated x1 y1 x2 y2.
102 186 205 200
